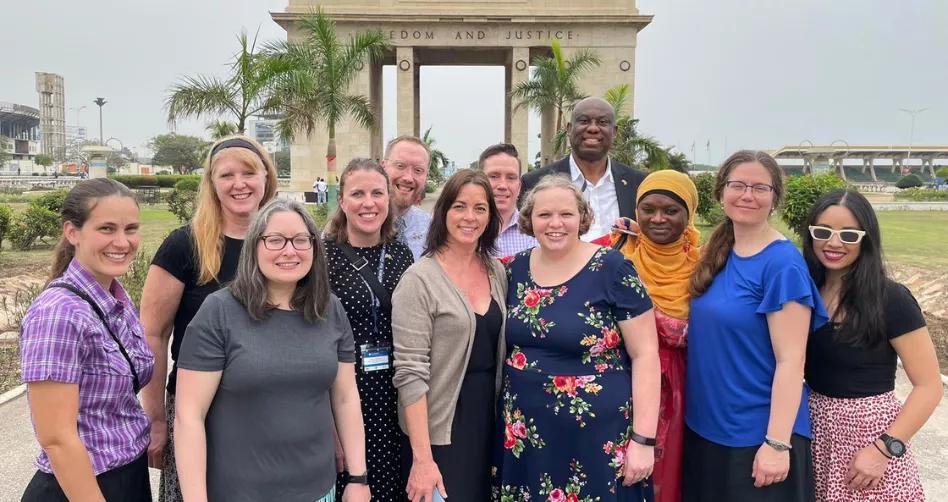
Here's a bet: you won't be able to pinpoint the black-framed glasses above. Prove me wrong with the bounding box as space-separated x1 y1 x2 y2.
725 180 775 196
259 233 315 251
808 225 866 244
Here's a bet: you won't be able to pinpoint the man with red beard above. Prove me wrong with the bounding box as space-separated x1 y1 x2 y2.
520 97 647 242
381 136 432 260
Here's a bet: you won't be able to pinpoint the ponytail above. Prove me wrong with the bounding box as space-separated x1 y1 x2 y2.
48 236 76 285
689 217 735 296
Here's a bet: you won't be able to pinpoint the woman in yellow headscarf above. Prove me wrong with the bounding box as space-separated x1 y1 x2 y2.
612 169 700 502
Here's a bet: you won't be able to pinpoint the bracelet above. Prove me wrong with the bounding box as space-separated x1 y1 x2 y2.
764 436 792 452
872 440 893 459
629 431 656 447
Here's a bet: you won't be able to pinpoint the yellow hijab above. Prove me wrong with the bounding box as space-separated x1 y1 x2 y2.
613 170 700 319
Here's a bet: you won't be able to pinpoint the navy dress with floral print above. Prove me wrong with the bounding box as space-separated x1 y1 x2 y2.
493 247 654 502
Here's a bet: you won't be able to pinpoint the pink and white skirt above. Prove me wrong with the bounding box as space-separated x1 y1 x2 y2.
809 390 925 502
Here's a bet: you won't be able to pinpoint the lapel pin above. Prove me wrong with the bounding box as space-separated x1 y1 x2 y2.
621 179 628 186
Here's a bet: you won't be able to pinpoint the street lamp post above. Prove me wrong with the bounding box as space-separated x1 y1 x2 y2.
899 107 928 162
93 97 107 145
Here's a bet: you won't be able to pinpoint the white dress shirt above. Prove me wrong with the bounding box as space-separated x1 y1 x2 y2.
569 155 618 241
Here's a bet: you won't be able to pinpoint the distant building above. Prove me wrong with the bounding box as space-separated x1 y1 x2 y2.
248 115 285 151
0 101 41 173
36 72 66 161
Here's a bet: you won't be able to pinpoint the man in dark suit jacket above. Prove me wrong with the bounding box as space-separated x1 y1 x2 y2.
520 97 647 241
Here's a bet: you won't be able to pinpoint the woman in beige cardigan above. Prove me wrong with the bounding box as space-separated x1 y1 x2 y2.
393 169 507 502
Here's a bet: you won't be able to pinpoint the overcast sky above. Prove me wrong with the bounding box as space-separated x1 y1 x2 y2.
2 0 945 167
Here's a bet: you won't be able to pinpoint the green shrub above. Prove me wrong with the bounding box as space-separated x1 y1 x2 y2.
110 175 159 189
305 203 330 231
157 174 200 188
693 172 726 226
174 178 201 192
780 173 848 238
0 204 13 252
9 205 60 250
936 167 948 180
31 189 69 214
121 246 153 308
893 188 948 201
0 283 44 330
166 186 198 224
896 173 924 189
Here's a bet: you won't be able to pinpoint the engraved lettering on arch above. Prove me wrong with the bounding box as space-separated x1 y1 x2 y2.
504 30 575 41
389 30 436 40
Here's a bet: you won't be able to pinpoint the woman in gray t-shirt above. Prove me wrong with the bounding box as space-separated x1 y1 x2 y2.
174 199 371 502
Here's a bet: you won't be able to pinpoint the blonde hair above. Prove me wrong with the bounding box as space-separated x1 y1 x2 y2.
192 135 278 285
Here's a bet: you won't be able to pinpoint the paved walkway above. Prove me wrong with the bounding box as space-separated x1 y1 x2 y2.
0 369 945 501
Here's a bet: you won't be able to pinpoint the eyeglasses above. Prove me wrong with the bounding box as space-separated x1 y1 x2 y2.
725 180 775 196
808 226 866 244
388 160 428 176
259 233 315 251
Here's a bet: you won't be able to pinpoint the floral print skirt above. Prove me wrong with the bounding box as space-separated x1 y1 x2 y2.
493 367 653 501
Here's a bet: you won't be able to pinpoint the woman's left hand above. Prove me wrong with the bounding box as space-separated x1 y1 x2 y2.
621 441 654 486
752 443 790 487
846 441 889 491
342 482 371 502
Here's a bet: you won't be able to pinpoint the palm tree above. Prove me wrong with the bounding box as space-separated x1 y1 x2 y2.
422 127 448 183
603 84 668 171
206 120 238 140
268 9 389 208
510 40 600 158
166 29 286 134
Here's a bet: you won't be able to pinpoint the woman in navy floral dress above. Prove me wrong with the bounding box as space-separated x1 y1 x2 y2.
494 176 661 501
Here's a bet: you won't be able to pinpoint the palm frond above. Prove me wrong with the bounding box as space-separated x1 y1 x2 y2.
165 75 237 127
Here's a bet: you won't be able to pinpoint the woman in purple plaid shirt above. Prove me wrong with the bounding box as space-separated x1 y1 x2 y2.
20 179 155 501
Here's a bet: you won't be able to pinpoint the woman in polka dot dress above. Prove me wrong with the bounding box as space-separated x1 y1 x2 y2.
324 158 415 500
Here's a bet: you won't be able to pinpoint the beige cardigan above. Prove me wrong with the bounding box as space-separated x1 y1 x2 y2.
392 255 508 445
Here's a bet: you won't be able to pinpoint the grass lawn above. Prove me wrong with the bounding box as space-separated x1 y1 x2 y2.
696 211 948 270
0 204 182 278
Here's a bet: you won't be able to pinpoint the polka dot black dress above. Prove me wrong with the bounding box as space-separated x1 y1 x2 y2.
326 239 414 501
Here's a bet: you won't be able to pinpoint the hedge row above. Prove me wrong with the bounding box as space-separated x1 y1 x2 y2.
894 188 948 201
110 174 201 189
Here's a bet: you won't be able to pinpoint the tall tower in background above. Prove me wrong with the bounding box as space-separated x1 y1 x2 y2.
35 72 66 161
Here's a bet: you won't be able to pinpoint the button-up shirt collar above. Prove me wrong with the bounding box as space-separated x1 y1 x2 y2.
569 155 618 241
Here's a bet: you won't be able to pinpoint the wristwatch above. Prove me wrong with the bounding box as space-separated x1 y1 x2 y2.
879 433 906 458
347 471 370 485
629 431 656 447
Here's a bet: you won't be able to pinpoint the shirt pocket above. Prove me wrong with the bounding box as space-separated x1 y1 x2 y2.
83 330 135 377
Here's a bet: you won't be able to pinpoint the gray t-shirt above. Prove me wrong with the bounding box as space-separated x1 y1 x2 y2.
178 289 355 502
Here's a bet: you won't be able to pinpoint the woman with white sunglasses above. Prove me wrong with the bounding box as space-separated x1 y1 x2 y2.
803 189 941 501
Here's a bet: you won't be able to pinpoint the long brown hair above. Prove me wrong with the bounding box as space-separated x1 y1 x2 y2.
192 135 278 285
689 150 785 296
424 169 501 258
324 158 398 244
49 178 138 283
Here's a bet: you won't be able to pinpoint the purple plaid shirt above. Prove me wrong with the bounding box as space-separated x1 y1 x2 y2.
20 259 154 475
493 208 538 259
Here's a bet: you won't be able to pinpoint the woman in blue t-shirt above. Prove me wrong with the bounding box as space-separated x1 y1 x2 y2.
803 190 941 501
683 150 828 502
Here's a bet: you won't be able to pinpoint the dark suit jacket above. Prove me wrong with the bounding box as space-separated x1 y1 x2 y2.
518 156 647 219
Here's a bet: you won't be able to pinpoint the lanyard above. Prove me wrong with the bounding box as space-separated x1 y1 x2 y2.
362 244 386 336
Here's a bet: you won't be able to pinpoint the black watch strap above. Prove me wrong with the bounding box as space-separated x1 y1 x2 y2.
629 431 656 447
347 472 369 485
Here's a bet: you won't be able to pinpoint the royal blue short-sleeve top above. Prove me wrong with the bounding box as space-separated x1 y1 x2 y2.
685 239 828 447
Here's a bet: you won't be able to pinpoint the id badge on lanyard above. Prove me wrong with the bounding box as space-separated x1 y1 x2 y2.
361 245 390 372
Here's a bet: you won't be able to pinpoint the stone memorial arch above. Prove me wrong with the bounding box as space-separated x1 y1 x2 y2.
273 0 651 192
